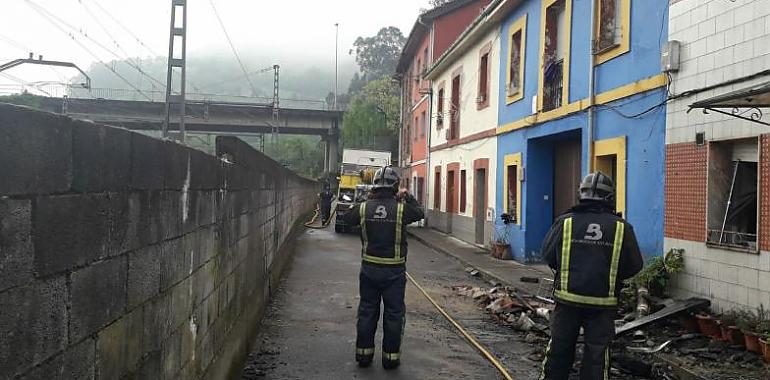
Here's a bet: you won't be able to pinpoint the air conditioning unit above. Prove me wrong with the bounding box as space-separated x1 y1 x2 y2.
476 94 486 103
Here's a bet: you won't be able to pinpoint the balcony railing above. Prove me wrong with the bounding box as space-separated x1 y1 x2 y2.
706 229 758 252
543 59 563 112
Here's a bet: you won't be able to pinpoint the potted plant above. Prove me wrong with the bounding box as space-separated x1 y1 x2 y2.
491 215 513 260
755 307 770 363
719 310 745 347
739 309 762 354
695 313 722 340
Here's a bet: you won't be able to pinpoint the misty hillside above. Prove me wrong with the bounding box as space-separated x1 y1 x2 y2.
74 50 358 103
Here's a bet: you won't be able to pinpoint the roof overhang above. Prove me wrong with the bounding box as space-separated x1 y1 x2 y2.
688 79 770 127
425 0 522 80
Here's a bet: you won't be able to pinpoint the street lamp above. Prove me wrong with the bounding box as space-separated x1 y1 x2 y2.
334 23 339 110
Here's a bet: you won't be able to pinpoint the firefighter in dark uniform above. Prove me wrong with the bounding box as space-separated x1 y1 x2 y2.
343 166 424 370
540 172 643 380
319 181 334 225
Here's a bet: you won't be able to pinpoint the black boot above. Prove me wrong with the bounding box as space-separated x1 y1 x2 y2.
382 358 400 370
356 354 373 368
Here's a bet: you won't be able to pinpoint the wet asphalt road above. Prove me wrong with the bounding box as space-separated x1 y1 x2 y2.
238 225 544 380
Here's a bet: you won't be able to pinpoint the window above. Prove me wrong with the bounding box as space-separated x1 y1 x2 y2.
503 153 522 224
594 0 630 64
434 168 441 209
416 59 421 85
416 177 425 206
539 0 570 112
423 48 429 73
460 170 467 213
507 15 527 104
437 86 445 130
421 110 426 137
447 170 456 213
450 73 461 140
593 136 626 216
413 116 419 141
707 138 759 252
477 52 489 108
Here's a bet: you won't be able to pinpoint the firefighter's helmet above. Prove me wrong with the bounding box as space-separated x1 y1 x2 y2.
373 166 400 191
578 172 615 204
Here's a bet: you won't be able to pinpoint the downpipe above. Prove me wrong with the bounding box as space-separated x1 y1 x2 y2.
587 0 597 174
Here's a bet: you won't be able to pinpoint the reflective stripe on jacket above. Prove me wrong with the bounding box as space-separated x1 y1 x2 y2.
343 191 425 266
542 202 643 308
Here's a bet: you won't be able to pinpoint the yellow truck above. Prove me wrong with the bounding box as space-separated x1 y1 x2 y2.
334 149 391 233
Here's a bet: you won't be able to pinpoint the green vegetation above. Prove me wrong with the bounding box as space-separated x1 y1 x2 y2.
628 248 685 296
0 92 44 109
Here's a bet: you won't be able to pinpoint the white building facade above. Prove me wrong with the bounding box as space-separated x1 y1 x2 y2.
665 0 770 311
425 18 501 247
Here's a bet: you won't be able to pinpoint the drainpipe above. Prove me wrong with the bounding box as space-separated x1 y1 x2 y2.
587 0 598 174
397 75 404 168
421 16 434 228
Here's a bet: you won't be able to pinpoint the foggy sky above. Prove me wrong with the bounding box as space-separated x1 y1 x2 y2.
0 0 430 91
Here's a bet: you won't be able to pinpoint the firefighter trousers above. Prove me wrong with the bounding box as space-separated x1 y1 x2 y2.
540 303 616 380
320 201 332 223
355 263 406 361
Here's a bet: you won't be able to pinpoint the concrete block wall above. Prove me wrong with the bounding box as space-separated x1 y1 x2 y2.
665 0 770 312
0 104 317 380
667 0 770 145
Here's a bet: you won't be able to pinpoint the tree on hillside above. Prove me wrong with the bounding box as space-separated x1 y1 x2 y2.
350 27 406 82
341 78 400 155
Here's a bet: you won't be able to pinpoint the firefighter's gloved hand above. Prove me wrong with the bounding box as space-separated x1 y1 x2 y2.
396 188 409 201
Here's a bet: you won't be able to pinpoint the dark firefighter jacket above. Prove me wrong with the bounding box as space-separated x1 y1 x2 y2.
319 190 334 206
343 191 424 266
542 201 643 309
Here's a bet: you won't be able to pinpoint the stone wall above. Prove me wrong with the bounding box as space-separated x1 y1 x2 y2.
0 104 317 380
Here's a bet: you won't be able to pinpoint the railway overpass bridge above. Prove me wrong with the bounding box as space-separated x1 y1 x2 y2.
34 96 343 172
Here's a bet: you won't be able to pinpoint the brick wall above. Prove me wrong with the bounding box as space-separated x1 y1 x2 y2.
762 134 770 252
665 142 707 242
0 104 317 380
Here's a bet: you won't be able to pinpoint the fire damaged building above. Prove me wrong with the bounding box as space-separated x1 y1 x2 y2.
665 0 770 312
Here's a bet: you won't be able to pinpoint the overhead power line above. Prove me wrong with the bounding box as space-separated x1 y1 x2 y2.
24 0 152 100
196 65 276 90
86 0 160 57
26 0 166 91
208 0 259 97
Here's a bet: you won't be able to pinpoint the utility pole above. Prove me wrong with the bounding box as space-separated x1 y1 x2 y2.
163 0 188 142
334 23 339 110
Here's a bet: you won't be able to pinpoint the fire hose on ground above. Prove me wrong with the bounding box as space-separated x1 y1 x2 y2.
405 272 515 380
304 202 337 229
305 199 513 378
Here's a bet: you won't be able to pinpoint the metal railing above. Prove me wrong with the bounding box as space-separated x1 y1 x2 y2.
706 229 758 251
1 82 337 111
542 59 563 112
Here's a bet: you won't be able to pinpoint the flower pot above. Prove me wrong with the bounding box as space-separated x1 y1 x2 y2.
695 314 722 339
678 314 700 333
744 331 761 353
719 323 731 341
759 337 770 363
491 243 512 260
727 326 745 347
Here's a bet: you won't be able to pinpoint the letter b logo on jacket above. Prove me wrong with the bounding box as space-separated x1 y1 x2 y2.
584 223 603 241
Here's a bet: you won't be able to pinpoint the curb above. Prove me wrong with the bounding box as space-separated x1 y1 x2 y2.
408 230 516 289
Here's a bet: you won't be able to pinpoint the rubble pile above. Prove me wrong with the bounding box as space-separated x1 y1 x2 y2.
453 285 552 334
616 319 770 380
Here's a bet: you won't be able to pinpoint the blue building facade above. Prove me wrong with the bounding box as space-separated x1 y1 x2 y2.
494 0 669 261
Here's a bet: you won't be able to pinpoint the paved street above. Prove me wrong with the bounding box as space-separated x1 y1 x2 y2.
239 225 544 380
